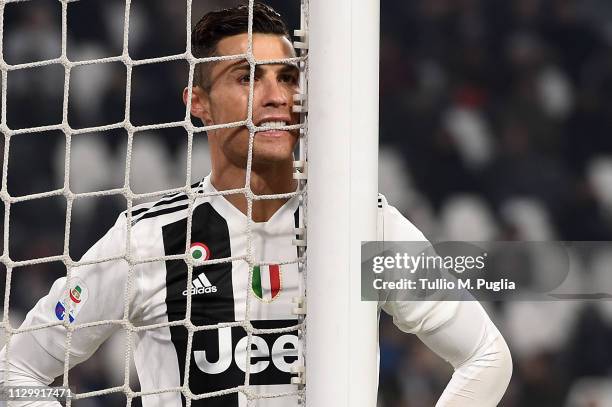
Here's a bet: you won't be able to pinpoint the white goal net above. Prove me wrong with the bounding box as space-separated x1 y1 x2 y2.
0 0 315 405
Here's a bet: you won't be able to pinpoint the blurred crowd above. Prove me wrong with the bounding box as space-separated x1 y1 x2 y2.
377 1 612 406
1 0 612 406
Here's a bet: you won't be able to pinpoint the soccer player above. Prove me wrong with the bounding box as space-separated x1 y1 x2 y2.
0 3 512 407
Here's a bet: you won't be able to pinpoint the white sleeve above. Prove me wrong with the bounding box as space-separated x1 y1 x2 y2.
0 332 64 407
0 214 141 405
379 197 462 334
378 196 512 406
418 301 512 406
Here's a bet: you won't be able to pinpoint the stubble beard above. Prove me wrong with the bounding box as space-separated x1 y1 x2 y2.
218 128 297 172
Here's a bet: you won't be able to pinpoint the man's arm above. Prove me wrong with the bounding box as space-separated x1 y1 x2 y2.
417 301 512 406
0 214 138 406
382 298 512 406
379 196 512 406
0 331 65 407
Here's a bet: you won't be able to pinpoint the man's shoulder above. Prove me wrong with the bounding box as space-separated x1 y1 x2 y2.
123 180 206 228
92 180 210 259
377 193 428 242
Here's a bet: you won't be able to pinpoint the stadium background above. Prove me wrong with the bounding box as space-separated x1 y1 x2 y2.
2 0 612 406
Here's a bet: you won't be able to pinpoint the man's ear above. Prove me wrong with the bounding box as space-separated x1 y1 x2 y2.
183 85 212 125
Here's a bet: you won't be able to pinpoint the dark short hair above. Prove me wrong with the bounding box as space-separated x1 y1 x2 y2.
191 3 290 91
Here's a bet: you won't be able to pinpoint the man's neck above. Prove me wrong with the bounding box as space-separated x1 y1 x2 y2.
210 161 296 222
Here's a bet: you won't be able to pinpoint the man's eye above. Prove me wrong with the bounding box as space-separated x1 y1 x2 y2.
279 74 299 85
239 74 251 84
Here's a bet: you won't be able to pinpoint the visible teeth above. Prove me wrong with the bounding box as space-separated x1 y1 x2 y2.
260 121 286 128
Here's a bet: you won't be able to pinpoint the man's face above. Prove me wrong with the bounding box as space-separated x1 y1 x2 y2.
189 33 300 169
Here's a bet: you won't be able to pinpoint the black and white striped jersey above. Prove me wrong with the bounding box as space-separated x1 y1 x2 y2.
17 175 460 407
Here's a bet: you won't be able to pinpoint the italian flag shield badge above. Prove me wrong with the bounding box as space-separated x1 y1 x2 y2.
252 264 281 302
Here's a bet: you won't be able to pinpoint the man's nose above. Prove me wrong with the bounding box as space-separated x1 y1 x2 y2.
260 77 289 108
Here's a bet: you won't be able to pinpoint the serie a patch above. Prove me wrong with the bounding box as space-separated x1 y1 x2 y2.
55 279 89 323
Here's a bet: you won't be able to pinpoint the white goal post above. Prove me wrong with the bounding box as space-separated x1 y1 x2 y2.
306 0 380 405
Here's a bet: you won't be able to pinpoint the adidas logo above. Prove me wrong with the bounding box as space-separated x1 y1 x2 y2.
182 272 218 296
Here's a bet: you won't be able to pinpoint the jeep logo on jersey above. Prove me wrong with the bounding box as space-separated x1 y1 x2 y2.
193 321 298 382
190 242 210 263
252 264 281 302
183 271 218 296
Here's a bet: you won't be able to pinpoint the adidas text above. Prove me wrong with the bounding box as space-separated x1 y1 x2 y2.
182 286 218 296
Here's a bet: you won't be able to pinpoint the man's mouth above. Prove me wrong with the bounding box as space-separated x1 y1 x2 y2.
259 120 287 127
256 121 292 138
